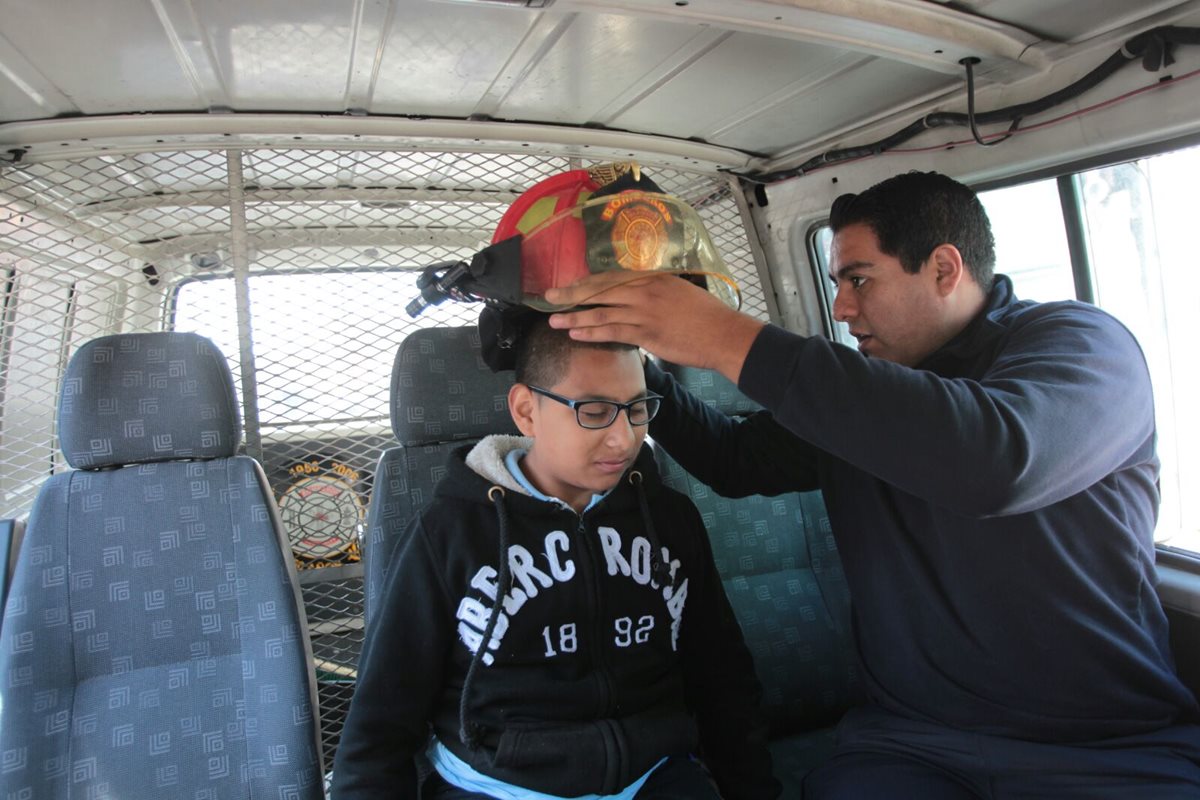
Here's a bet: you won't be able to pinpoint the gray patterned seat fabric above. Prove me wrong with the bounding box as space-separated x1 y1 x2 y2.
0 332 324 799
654 364 863 797
0 518 18 627
363 325 517 628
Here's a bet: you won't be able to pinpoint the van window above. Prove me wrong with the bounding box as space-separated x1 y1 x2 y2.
979 181 1076 303
174 270 478 428
1073 146 1200 553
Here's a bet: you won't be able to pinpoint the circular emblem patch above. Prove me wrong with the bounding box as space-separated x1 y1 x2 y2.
278 459 365 563
600 195 674 271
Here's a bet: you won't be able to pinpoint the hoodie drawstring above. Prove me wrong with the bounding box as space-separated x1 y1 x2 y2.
629 470 673 589
459 485 512 750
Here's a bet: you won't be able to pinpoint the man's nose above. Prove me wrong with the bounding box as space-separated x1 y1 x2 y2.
832 287 856 322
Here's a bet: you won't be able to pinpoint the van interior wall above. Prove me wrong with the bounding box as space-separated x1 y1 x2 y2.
751 9 1200 335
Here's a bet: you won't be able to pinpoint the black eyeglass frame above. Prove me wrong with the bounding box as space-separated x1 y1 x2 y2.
526 385 663 430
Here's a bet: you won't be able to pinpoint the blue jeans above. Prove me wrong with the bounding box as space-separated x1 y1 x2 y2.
805 704 1200 799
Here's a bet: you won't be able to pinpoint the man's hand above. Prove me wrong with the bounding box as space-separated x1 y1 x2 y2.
546 272 764 383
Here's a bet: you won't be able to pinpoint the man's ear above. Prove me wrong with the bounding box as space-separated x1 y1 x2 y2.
929 243 966 297
508 383 537 437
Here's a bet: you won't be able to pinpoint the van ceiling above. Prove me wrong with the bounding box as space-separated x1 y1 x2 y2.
0 0 1196 170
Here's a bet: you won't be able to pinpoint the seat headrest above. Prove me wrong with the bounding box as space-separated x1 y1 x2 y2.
58 332 242 469
390 326 518 446
664 363 761 416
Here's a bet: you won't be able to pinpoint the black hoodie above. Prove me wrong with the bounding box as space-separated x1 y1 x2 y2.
333 436 778 799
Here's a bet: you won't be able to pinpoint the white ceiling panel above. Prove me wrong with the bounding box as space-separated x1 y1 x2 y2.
0 1 202 116
191 0 358 110
952 0 1193 42
497 12 718 126
370 3 539 116
1 0 1197 169
608 30 870 152
721 57 954 156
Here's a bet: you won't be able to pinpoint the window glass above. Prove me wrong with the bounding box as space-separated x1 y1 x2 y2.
1076 147 1200 552
809 226 850 344
978 181 1076 303
173 270 481 427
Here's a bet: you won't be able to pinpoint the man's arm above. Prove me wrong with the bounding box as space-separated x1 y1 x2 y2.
552 273 1153 518
739 306 1157 517
646 359 820 497
331 519 452 799
547 273 763 382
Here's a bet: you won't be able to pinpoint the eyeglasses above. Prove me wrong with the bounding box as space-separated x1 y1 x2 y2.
527 385 663 430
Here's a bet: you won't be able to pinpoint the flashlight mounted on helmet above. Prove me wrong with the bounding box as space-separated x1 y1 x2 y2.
404 236 524 318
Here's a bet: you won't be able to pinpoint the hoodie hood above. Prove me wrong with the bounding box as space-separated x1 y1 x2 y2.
464 434 533 495
440 435 663 516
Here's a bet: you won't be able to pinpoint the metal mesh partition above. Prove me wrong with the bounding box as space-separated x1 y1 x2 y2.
0 146 769 769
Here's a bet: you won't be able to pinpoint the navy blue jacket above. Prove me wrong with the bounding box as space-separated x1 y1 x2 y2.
647 276 1198 742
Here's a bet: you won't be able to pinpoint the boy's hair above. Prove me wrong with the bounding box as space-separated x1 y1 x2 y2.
829 170 996 291
514 316 636 387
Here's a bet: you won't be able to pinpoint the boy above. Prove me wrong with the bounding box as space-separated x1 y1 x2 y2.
332 314 778 799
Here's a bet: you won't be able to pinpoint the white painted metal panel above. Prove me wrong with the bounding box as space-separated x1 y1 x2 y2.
721 57 953 156
0 0 1197 170
496 13 716 125
358 2 538 116
0 0 200 117
188 0 358 111
956 0 1194 42
609 31 880 152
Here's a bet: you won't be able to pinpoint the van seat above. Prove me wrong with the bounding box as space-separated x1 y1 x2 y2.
0 517 21 624
363 326 517 629
0 332 324 799
654 364 862 794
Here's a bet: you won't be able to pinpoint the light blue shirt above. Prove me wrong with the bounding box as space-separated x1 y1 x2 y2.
429 448 664 799
504 447 608 513
429 740 665 800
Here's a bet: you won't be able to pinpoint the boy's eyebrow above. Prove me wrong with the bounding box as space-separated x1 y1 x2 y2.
575 391 655 403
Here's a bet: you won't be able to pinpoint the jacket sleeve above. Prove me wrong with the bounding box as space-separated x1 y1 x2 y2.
331 517 453 799
646 359 821 498
738 306 1156 518
676 499 781 800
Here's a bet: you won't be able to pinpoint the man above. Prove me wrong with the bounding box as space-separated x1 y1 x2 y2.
545 171 1200 798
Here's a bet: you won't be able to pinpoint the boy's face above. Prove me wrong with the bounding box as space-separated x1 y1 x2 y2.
509 346 648 512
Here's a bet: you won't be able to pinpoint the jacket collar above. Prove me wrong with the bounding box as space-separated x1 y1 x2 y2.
443 438 660 515
918 274 1016 373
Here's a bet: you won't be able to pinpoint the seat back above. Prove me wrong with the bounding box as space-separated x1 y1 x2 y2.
654 364 862 734
0 332 323 799
0 518 20 624
363 325 517 629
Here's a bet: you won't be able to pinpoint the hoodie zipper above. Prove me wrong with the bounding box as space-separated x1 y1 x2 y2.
574 511 617 718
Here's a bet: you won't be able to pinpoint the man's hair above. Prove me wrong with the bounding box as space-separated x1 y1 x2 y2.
829 171 996 291
514 316 636 387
